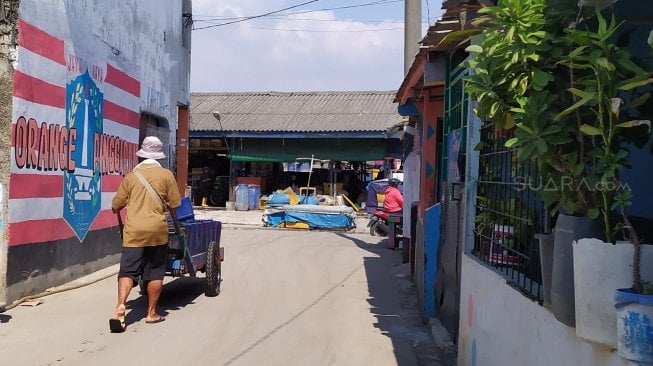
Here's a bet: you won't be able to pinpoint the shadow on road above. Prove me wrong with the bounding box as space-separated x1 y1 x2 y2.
124 276 205 324
0 314 11 323
336 232 452 366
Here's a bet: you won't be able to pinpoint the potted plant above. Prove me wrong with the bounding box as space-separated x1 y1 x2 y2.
613 205 653 362
465 0 563 314
464 0 653 329
552 4 653 333
464 0 602 327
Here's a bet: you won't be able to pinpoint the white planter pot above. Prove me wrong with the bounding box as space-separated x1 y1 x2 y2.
573 239 653 348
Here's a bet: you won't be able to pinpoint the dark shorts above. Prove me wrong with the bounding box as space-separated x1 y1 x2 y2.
118 245 168 283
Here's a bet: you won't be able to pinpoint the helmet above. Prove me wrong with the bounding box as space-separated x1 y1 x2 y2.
388 178 401 187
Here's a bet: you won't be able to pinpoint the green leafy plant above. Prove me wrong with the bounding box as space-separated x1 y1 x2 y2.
464 0 597 219
643 281 653 295
554 10 652 243
465 0 652 246
464 0 552 131
612 30 653 295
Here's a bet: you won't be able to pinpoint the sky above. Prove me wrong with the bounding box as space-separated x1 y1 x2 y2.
190 0 443 93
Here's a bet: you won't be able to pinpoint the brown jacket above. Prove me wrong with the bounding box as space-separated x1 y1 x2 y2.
112 160 181 247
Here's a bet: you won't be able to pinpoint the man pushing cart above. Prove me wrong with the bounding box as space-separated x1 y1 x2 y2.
109 136 223 333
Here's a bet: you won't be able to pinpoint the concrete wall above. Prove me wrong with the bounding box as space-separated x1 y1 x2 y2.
457 254 630 366
3 0 191 305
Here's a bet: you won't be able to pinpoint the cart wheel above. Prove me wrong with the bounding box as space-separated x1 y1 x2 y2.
205 241 222 297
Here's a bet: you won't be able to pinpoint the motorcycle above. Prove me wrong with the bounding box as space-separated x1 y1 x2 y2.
368 209 402 237
208 176 230 206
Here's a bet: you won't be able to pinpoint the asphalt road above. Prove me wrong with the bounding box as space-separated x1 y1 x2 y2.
0 225 448 366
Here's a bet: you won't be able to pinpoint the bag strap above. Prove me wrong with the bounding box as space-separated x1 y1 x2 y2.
133 168 183 235
133 168 165 210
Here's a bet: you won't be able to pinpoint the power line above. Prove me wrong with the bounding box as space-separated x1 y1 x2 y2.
192 0 403 30
292 0 402 15
194 0 401 21
193 0 321 31
194 16 433 27
194 16 405 25
244 26 404 32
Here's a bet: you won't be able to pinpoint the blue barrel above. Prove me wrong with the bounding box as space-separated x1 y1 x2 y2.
248 185 260 210
235 184 249 211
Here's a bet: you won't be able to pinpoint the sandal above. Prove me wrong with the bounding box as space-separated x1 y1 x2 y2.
145 315 166 324
109 304 126 333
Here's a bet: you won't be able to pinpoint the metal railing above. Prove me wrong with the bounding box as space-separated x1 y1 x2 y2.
473 123 547 302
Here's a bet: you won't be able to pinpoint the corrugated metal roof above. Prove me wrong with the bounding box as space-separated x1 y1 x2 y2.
190 91 401 133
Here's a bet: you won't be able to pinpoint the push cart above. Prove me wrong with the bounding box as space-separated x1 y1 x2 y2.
165 218 224 297
119 198 224 297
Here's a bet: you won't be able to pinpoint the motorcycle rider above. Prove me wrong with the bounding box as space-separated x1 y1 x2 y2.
383 178 403 214
368 178 404 237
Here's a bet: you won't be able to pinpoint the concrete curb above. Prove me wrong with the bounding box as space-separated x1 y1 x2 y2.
429 317 458 363
1 264 120 312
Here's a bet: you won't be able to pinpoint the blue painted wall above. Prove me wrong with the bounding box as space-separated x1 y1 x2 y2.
424 203 441 321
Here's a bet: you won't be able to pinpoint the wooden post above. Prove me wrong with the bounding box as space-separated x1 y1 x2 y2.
176 105 189 197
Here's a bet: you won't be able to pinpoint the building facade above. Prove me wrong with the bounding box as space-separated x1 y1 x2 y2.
0 0 192 306
188 91 403 206
396 0 653 365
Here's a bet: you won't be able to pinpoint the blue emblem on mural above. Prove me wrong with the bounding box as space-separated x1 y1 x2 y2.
63 71 103 242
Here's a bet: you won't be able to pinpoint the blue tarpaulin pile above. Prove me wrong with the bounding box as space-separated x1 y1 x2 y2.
264 205 356 230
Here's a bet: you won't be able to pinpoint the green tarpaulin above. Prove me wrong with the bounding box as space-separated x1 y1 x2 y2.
228 138 394 162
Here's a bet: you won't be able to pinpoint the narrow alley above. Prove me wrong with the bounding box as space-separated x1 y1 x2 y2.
0 213 455 366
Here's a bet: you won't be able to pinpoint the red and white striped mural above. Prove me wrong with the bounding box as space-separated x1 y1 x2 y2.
9 19 142 246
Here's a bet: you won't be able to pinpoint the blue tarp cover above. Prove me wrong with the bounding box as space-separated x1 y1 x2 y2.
264 205 356 230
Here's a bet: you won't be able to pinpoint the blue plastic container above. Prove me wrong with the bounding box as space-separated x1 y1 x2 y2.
248 185 260 210
235 184 249 211
175 197 195 222
615 288 653 363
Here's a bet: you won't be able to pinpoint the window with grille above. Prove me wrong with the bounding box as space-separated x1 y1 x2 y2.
472 123 548 302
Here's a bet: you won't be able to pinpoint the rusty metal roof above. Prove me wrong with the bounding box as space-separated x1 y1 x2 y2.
421 1 483 51
395 0 484 103
190 91 401 133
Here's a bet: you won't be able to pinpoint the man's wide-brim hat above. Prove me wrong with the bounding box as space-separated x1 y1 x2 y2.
136 136 166 160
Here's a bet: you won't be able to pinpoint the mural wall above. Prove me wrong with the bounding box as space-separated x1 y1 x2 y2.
11 19 140 244
3 0 191 304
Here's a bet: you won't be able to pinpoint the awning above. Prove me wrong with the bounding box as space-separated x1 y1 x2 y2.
226 154 293 162
228 138 400 162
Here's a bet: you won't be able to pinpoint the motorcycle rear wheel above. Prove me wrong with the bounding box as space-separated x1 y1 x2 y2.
370 221 388 237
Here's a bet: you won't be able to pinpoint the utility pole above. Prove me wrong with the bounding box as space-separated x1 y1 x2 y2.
404 0 422 76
